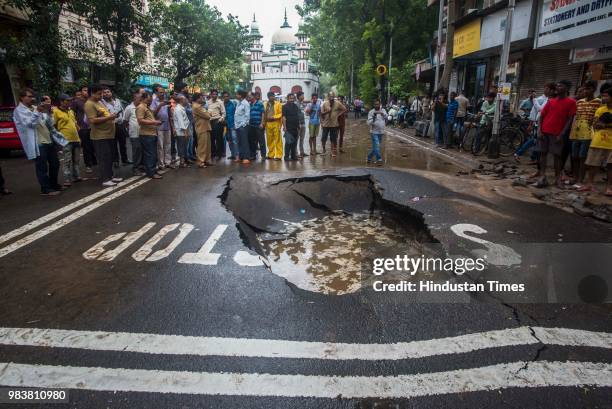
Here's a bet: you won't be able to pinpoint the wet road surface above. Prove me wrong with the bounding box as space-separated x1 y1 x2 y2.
0 119 611 408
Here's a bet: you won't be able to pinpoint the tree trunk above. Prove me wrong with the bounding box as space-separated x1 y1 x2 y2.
113 16 125 94
439 0 456 91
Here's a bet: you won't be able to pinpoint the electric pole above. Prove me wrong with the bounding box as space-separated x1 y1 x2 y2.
434 0 444 92
488 0 515 158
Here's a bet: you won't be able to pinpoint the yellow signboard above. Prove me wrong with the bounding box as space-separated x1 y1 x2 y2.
453 18 481 58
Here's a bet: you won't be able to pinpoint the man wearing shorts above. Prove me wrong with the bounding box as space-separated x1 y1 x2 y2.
580 83 612 195
536 80 576 188
570 80 600 187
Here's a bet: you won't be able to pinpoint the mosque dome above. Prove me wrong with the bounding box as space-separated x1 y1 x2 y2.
271 27 297 46
271 9 297 49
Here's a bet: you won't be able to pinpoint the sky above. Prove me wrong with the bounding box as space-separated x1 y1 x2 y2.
206 0 304 51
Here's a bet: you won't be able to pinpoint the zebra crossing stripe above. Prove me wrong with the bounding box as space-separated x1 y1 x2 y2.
0 361 610 398
0 326 610 361
0 177 150 259
0 177 141 247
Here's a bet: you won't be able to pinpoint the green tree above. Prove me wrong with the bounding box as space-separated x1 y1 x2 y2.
299 0 435 103
149 0 247 87
0 0 69 97
189 57 247 92
69 0 153 97
389 60 420 101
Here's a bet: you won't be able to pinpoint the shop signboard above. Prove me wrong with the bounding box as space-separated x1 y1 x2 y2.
571 44 612 63
480 0 533 50
453 19 481 58
136 74 170 88
500 82 512 101
536 0 612 48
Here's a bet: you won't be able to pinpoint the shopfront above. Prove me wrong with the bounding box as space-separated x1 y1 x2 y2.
572 44 612 94
451 0 536 108
534 0 612 94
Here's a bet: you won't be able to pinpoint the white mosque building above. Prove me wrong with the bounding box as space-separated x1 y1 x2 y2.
249 11 320 99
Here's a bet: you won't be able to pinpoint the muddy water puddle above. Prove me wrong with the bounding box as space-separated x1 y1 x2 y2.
259 212 441 295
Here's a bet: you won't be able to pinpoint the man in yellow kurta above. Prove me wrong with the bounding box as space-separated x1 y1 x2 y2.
581 83 612 195
192 92 212 168
263 91 283 160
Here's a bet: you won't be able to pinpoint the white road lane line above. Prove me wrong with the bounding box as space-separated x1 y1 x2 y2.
0 178 150 259
0 361 610 398
0 177 141 246
0 326 610 361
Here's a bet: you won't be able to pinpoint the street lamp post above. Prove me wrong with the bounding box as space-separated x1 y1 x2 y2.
350 48 354 104
488 0 515 159
387 35 393 104
434 0 444 92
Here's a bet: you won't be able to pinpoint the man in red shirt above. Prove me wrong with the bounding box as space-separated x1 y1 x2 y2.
536 80 576 188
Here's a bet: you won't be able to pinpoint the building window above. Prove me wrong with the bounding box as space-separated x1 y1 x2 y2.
68 22 95 50
133 44 146 63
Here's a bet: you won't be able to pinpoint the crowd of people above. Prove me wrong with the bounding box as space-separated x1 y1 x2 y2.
402 81 612 196
11 84 357 195
10 79 610 198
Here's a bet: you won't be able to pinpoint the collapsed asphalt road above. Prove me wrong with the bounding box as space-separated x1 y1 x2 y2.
222 174 441 295
0 119 611 408
222 171 611 304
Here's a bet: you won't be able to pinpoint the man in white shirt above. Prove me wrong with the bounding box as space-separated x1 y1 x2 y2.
234 90 251 164
410 97 421 114
515 82 556 164
13 88 62 195
122 90 143 175
173 96 191 167
454 91 470 137
367 99 387 165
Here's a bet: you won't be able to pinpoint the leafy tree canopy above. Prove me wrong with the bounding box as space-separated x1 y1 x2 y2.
149 0 248 88
298 0 435 104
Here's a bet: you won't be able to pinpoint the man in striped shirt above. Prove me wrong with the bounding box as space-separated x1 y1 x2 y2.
570 80 600 187
249 91 265 160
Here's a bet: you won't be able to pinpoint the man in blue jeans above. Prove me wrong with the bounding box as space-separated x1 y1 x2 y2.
367 100 387 165
515 83 555 164
234 90 251 164
249 91 266 160
13 88 62 196
444 92 458 148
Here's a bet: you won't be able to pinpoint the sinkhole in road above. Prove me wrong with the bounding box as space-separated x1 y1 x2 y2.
221 175 441 295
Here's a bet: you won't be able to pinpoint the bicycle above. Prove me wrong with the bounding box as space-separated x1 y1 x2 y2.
458 113 479 153
471 117 525 157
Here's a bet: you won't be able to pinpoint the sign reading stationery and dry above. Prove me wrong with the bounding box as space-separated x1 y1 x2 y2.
536 0 612 48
